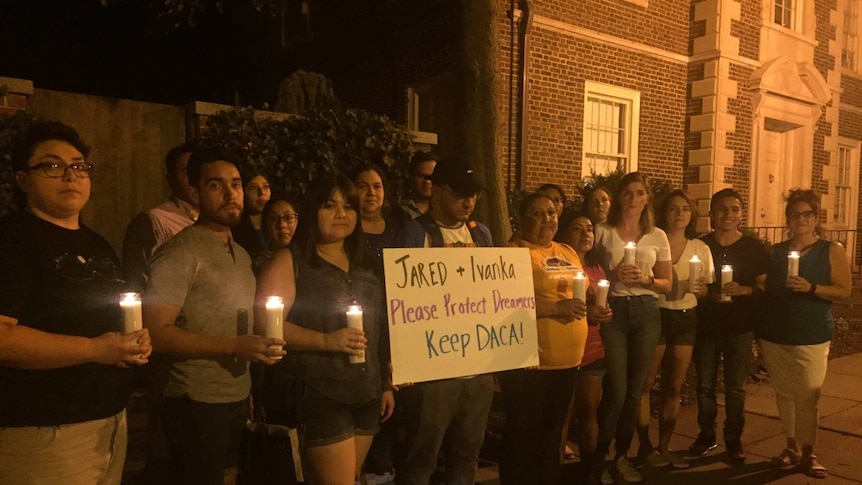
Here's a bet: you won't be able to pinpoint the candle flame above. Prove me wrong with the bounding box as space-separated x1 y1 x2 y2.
722 264 733 271
348 304 362 313
266 296 283 307
120 292 140 304
625 242 637 249
574 272 585 279
788 251 800 257
598 279 610 286
690 255 700 262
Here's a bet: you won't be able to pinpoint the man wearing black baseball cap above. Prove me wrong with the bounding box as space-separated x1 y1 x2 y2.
397 156 494 485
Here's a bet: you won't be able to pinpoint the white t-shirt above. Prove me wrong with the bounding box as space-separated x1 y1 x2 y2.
595 223 671 298
422 224 476 247
658 238 716 310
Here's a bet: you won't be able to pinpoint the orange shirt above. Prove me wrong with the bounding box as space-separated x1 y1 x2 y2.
511 240 588 369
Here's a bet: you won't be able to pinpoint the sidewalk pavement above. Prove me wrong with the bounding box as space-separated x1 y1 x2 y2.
476 352 862 485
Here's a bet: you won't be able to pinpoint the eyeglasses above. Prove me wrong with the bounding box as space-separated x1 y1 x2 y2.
441 185 481 201
788 210 817 220
23 159 94 178
267 213 299 224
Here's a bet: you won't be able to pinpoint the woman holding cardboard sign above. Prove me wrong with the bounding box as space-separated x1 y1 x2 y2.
255 174 394 485
498 193 588 485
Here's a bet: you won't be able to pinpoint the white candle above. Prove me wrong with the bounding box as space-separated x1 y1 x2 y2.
595 279 610 308
573 272 587 303
787 251 800 278
623 242 637 266
120 292 142 334
265 296 284 360
721 264 733 302
346 303 365 364
689 255 702 293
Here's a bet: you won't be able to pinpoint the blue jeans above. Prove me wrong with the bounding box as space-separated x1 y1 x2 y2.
597 295 662 455
693 331 753 444
396 375 495 485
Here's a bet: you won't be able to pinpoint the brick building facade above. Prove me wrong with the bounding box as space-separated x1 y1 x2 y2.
336 0 861 264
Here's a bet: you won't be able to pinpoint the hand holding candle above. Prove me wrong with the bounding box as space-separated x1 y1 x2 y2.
720 265 733 302
689 255 702 294
346 303 366 364
120 292 142 334
265 296 285 361
623 242 637 266
595 279 610 308
573 272 587 303
787 251 800 279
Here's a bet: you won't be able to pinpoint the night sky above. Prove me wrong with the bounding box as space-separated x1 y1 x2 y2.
0 0 381 108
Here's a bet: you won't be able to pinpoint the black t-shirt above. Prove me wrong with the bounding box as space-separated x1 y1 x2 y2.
0 211 133 426
697 232 770 337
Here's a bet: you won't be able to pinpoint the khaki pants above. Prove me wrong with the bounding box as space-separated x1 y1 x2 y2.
760 340 830 447
0 410 127 485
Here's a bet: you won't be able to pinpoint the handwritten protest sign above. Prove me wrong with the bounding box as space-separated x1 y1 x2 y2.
384 247 539 384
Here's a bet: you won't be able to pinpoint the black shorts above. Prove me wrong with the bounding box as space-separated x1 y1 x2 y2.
658 307 697 346
578 358 606 377
301 385 380 447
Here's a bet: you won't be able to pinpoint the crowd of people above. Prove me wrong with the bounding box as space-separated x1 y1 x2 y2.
0 120 854 485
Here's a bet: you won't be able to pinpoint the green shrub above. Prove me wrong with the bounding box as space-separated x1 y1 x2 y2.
200 107 414 196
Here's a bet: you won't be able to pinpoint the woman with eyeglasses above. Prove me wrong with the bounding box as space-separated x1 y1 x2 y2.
593 172 672 484
251 192 299 274
555 210 613 485
758 189 851 478
536 183 567 219
635 189 714 469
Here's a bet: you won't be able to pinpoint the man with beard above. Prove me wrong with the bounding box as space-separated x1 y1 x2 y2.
143 147 286 485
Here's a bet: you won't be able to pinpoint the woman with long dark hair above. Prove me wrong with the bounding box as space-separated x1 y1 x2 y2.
635 189 713 469
255 173 394 485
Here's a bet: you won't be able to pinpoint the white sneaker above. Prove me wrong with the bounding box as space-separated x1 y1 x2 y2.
600 467 615 485
645 450 671 468
615 456 644 483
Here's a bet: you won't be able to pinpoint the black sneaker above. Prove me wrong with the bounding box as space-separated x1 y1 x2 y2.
726 441 746 464
688 435 717 457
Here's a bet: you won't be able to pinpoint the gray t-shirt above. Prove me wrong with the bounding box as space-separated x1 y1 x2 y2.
145 225 256 403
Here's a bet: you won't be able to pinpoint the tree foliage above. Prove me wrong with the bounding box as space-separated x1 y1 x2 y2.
200 107 414 196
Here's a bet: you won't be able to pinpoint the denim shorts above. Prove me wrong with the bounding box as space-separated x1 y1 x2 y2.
658 307 697 346
301 384 380 447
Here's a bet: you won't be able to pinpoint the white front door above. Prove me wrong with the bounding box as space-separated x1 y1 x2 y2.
754 128 789 229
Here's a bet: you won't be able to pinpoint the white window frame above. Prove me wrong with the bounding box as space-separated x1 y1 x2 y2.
582 81 640 177
834 143 859 227
774 0 800 31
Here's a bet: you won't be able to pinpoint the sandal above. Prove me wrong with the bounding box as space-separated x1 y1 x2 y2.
771 448 801 467
803 455 829 479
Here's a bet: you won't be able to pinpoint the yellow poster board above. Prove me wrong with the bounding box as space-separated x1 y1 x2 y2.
384 247 539 384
